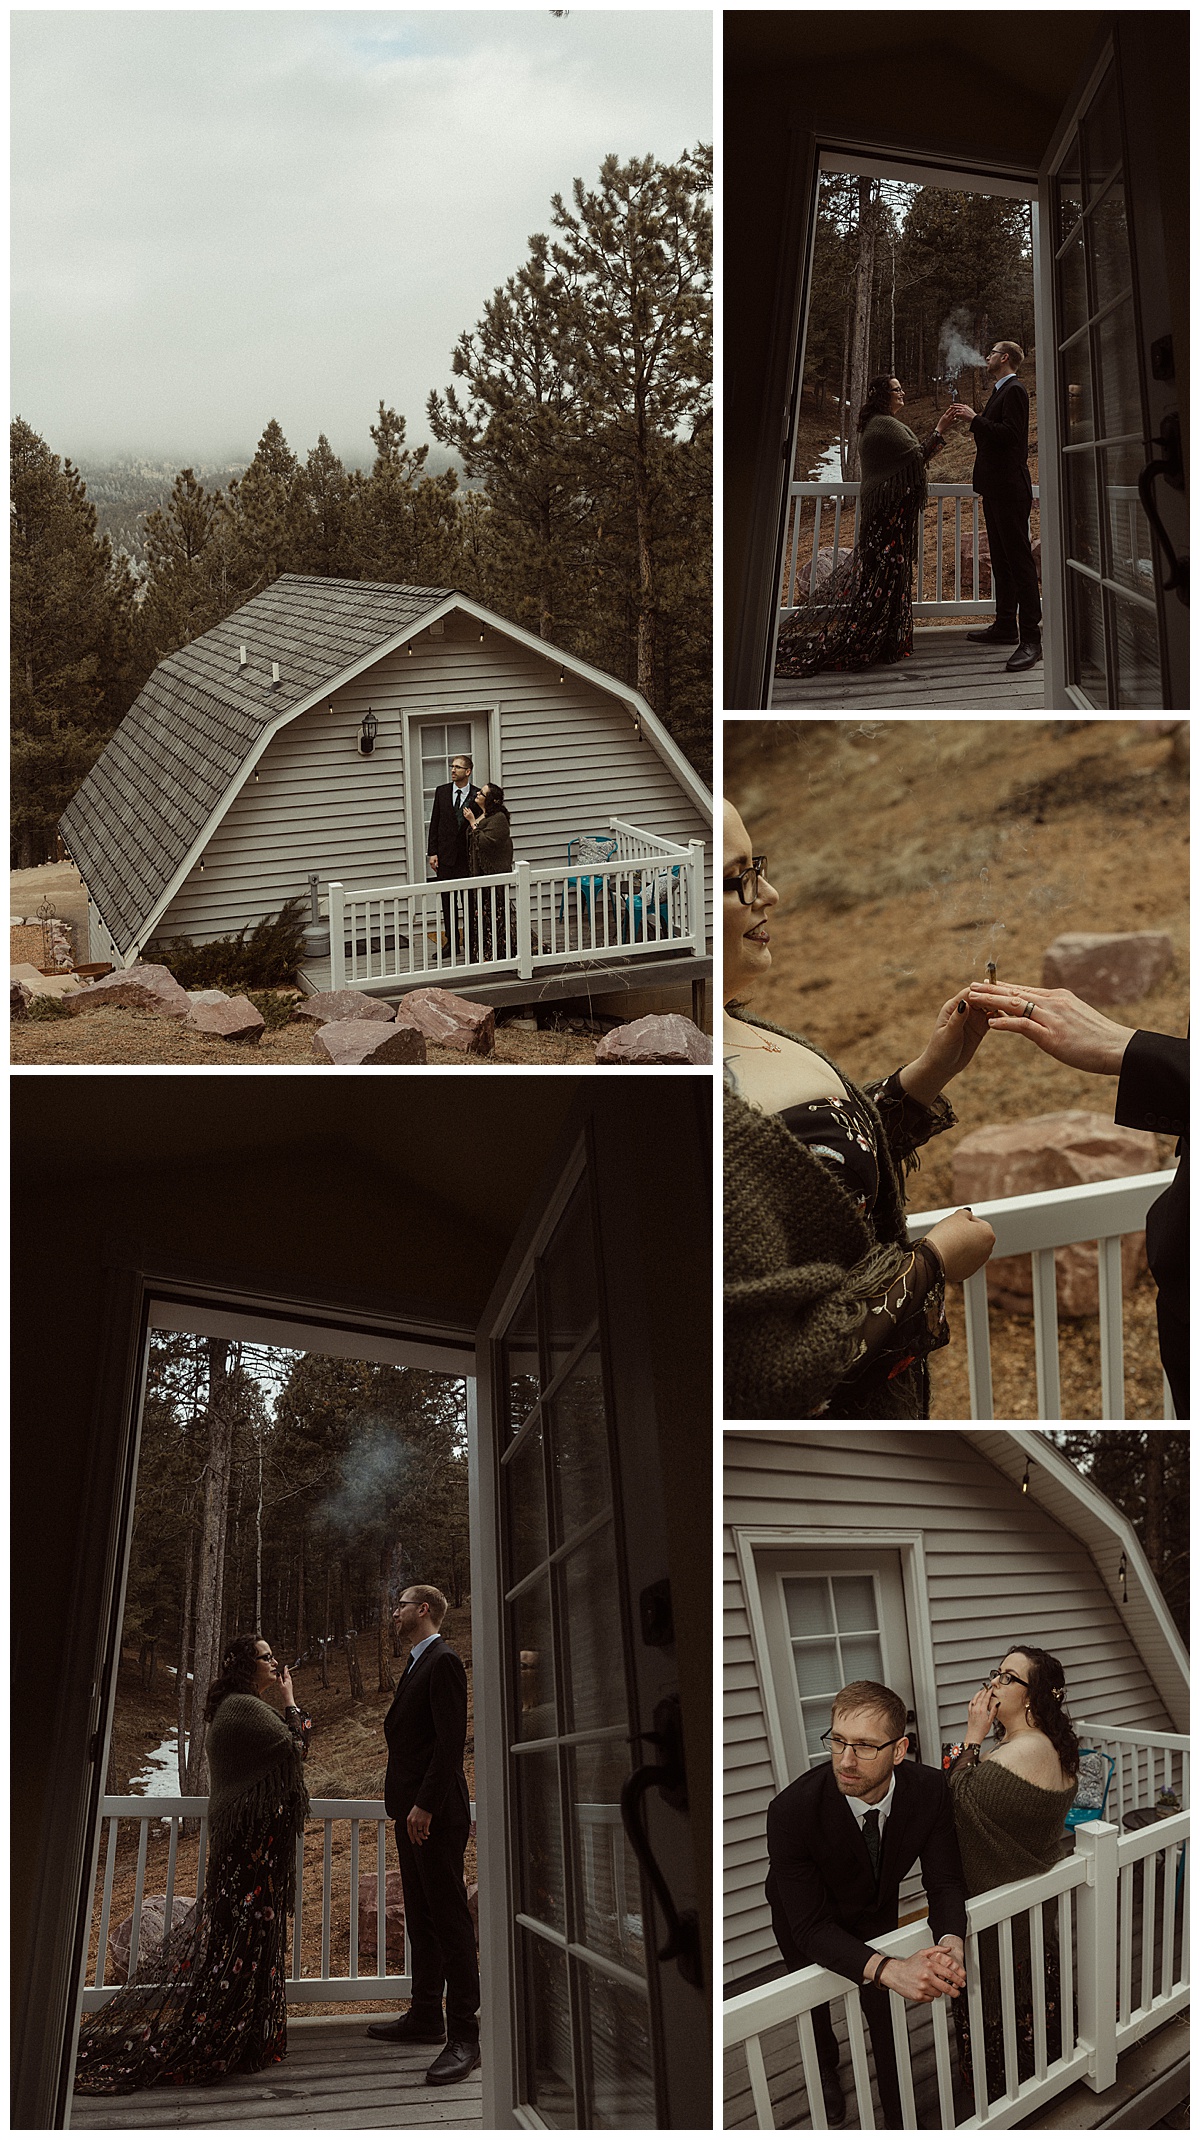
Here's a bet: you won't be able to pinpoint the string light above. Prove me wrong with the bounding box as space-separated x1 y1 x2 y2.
1118 1552 1128 1603
1022 1456 1030 1494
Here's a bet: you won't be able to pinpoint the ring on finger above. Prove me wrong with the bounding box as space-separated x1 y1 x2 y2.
1022 1000 1036 1018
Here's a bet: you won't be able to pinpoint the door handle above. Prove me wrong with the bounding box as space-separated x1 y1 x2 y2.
621 1694 704 1988
1137 411 1189 609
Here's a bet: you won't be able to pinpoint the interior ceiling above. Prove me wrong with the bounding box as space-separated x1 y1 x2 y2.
12 1077 583 1240
726 10 1110 105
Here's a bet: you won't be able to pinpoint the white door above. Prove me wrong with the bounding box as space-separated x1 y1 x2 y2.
1036 35 1185 706
410 716 490 880
471 1105 708 2128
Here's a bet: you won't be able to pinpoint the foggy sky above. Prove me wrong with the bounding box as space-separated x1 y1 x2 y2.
12 9 711 468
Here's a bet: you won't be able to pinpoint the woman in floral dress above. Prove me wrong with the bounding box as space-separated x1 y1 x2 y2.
75 1635 310 2095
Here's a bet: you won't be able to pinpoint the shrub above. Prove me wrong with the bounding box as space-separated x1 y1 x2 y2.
156 899 308 991
245 990 297 1031
27 992 73 1020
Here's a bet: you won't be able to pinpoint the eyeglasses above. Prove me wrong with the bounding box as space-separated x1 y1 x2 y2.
724 857 768 905
821 1728 904 1759
988 1669 1029 1688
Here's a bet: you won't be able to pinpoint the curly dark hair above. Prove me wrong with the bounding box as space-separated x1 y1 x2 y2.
857 373 898 432
480 783 510 819
1001 1642 1080 1778
204 1633 266 1721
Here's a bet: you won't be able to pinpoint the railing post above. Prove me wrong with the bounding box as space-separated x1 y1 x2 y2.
327 882 345 989
514 861 533 980
686 840 706 952
1074 1820 1119 2092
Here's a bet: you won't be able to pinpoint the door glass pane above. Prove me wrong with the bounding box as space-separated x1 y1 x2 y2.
841 1633 886 1684
512 1576 556 1740
1090 180 1131 312
1062 338 1093 444
1109 592 1163 707
801 1697 834 1756
570 1739 644 1973
543 1181 597 1377
1056 137 1081 243
563 1521 625 1732
550 1345 610 1544
507 1421 547 1583
1097 296 1141 437
1068 573 1110 706
783 1576 832 1637
1066 453 1102 571
1059 226 1088 340
502 1282 540 1434
516 1746 566 1931
582 1968 656 2128
832 1575 877 1632
1102 444 1156 595
1082 67 1121 199
792 1637 839 1698
523 1932 575 2127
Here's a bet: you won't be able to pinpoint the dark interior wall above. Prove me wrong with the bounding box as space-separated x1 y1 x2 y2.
723 10 1112 690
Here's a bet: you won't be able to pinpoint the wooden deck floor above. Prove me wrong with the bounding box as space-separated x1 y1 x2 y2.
769 626 1049 710
70 2016 483 2130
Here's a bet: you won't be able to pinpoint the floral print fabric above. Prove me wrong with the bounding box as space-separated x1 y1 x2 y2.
775 430 945 677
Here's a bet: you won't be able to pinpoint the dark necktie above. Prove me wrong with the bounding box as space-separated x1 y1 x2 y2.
454 787 464 818
862 1808 882 1881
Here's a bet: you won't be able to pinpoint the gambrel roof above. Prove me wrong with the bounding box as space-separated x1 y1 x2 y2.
59 577 451 956
60 573 711 960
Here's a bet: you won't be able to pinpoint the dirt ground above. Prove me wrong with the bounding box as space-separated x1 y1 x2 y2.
93 1610 474 2018
11 1001 602 1068
725 717 1189 1421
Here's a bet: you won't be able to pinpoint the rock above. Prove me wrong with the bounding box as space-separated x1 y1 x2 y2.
393 988 495 1056
804 545 854 592
1041 931 1173 1005
291 989 395 1026
312 1019 428 1065
960 523 992 598
108 1894 196 1982
594 1014 713 1065
187 988 230 1007
951 1110 1162 1316
187 995 266 1044
507 1016 538 1032
66 962 192 1020
11 981 30 1019
357 1871 405 1969
10 963 85 998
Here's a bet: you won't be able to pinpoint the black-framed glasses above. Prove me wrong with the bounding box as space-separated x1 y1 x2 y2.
820 1728 904 1759
724 856 768 905
988 1669 1029 1688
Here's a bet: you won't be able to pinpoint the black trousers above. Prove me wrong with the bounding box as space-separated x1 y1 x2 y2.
438 873 478 960
982 488 1041 640
394 1811 480 2043
811 1986 904 2128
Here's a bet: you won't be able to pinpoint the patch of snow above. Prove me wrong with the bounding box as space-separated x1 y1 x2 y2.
809 440 845 483
129 1729 188 1797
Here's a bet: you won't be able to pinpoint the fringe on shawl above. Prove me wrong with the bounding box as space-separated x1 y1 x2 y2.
208 1751 309 1913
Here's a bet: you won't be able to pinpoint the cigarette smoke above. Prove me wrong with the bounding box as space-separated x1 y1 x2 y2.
939 308 988 379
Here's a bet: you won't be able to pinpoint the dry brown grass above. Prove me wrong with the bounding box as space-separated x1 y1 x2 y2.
11 1001 603 1067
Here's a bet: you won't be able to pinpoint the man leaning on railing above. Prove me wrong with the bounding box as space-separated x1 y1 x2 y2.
765 1679 967 2128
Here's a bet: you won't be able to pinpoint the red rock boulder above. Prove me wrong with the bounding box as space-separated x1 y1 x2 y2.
67 963 192 1019
313 1020 427 1065
187 995 266 1044
292 990 395 1026
358 1870 405 1970
951 1110 1161 1316
594 1014 713 1065
108 1894 196 1982
1041 932 1174 1006
393 988 495 1056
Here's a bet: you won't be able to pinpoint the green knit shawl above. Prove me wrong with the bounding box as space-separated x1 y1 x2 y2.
858 414 928 516
723 1011 951 1419
949 1760 1077 1899
205 1694 309 1870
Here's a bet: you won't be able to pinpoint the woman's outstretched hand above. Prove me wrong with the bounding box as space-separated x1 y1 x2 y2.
967 983 1136 1075
900 988 991 1105
923 1208 995 1284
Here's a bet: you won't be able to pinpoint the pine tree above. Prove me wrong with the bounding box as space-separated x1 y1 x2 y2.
136 468 226 671
219 419 305 598
360 404 463 590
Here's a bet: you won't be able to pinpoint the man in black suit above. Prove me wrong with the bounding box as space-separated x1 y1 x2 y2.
427 752 482 953
366 1584 480 2085
766 1680 968 2129
966 977 1189 1417
949 340 1042 674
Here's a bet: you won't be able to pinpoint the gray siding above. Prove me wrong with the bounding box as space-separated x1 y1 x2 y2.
724 1428 1176 1986
153 625 711 946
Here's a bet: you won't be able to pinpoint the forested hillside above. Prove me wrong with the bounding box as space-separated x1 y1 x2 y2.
11 146 712 865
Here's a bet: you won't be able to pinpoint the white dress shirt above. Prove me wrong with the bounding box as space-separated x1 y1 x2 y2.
845 1769 897 1835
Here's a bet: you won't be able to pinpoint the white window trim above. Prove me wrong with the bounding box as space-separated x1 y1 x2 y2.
731 1526 941 1795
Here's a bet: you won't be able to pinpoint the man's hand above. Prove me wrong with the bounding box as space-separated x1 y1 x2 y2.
950 402 976 421
967 983 1135 1076
407 1804 432 1846
882 1948 964 2003
428 856 439 875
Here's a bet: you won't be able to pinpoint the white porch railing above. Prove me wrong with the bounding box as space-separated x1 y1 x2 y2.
907 1171 1177 1421
322 818 706 991
724 1810 1189 2129
1071 1724 1190 1821
80 1796 474 2010
778 481 1040 621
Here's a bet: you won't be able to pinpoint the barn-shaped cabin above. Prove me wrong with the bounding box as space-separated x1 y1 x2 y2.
724 1428 1189 2128
59 576 713 1011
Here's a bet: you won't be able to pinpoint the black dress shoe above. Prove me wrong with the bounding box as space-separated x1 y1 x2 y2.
966 623 1019 644
819 2066 846 2125
366 2013 447 2043
1005 639 1043 671
426 2038 482 2085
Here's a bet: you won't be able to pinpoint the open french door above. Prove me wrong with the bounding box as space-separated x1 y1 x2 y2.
1036 27 1188 707
470 1086 710 2129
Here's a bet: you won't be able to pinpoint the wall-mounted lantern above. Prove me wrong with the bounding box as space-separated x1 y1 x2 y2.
358 710 378 757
